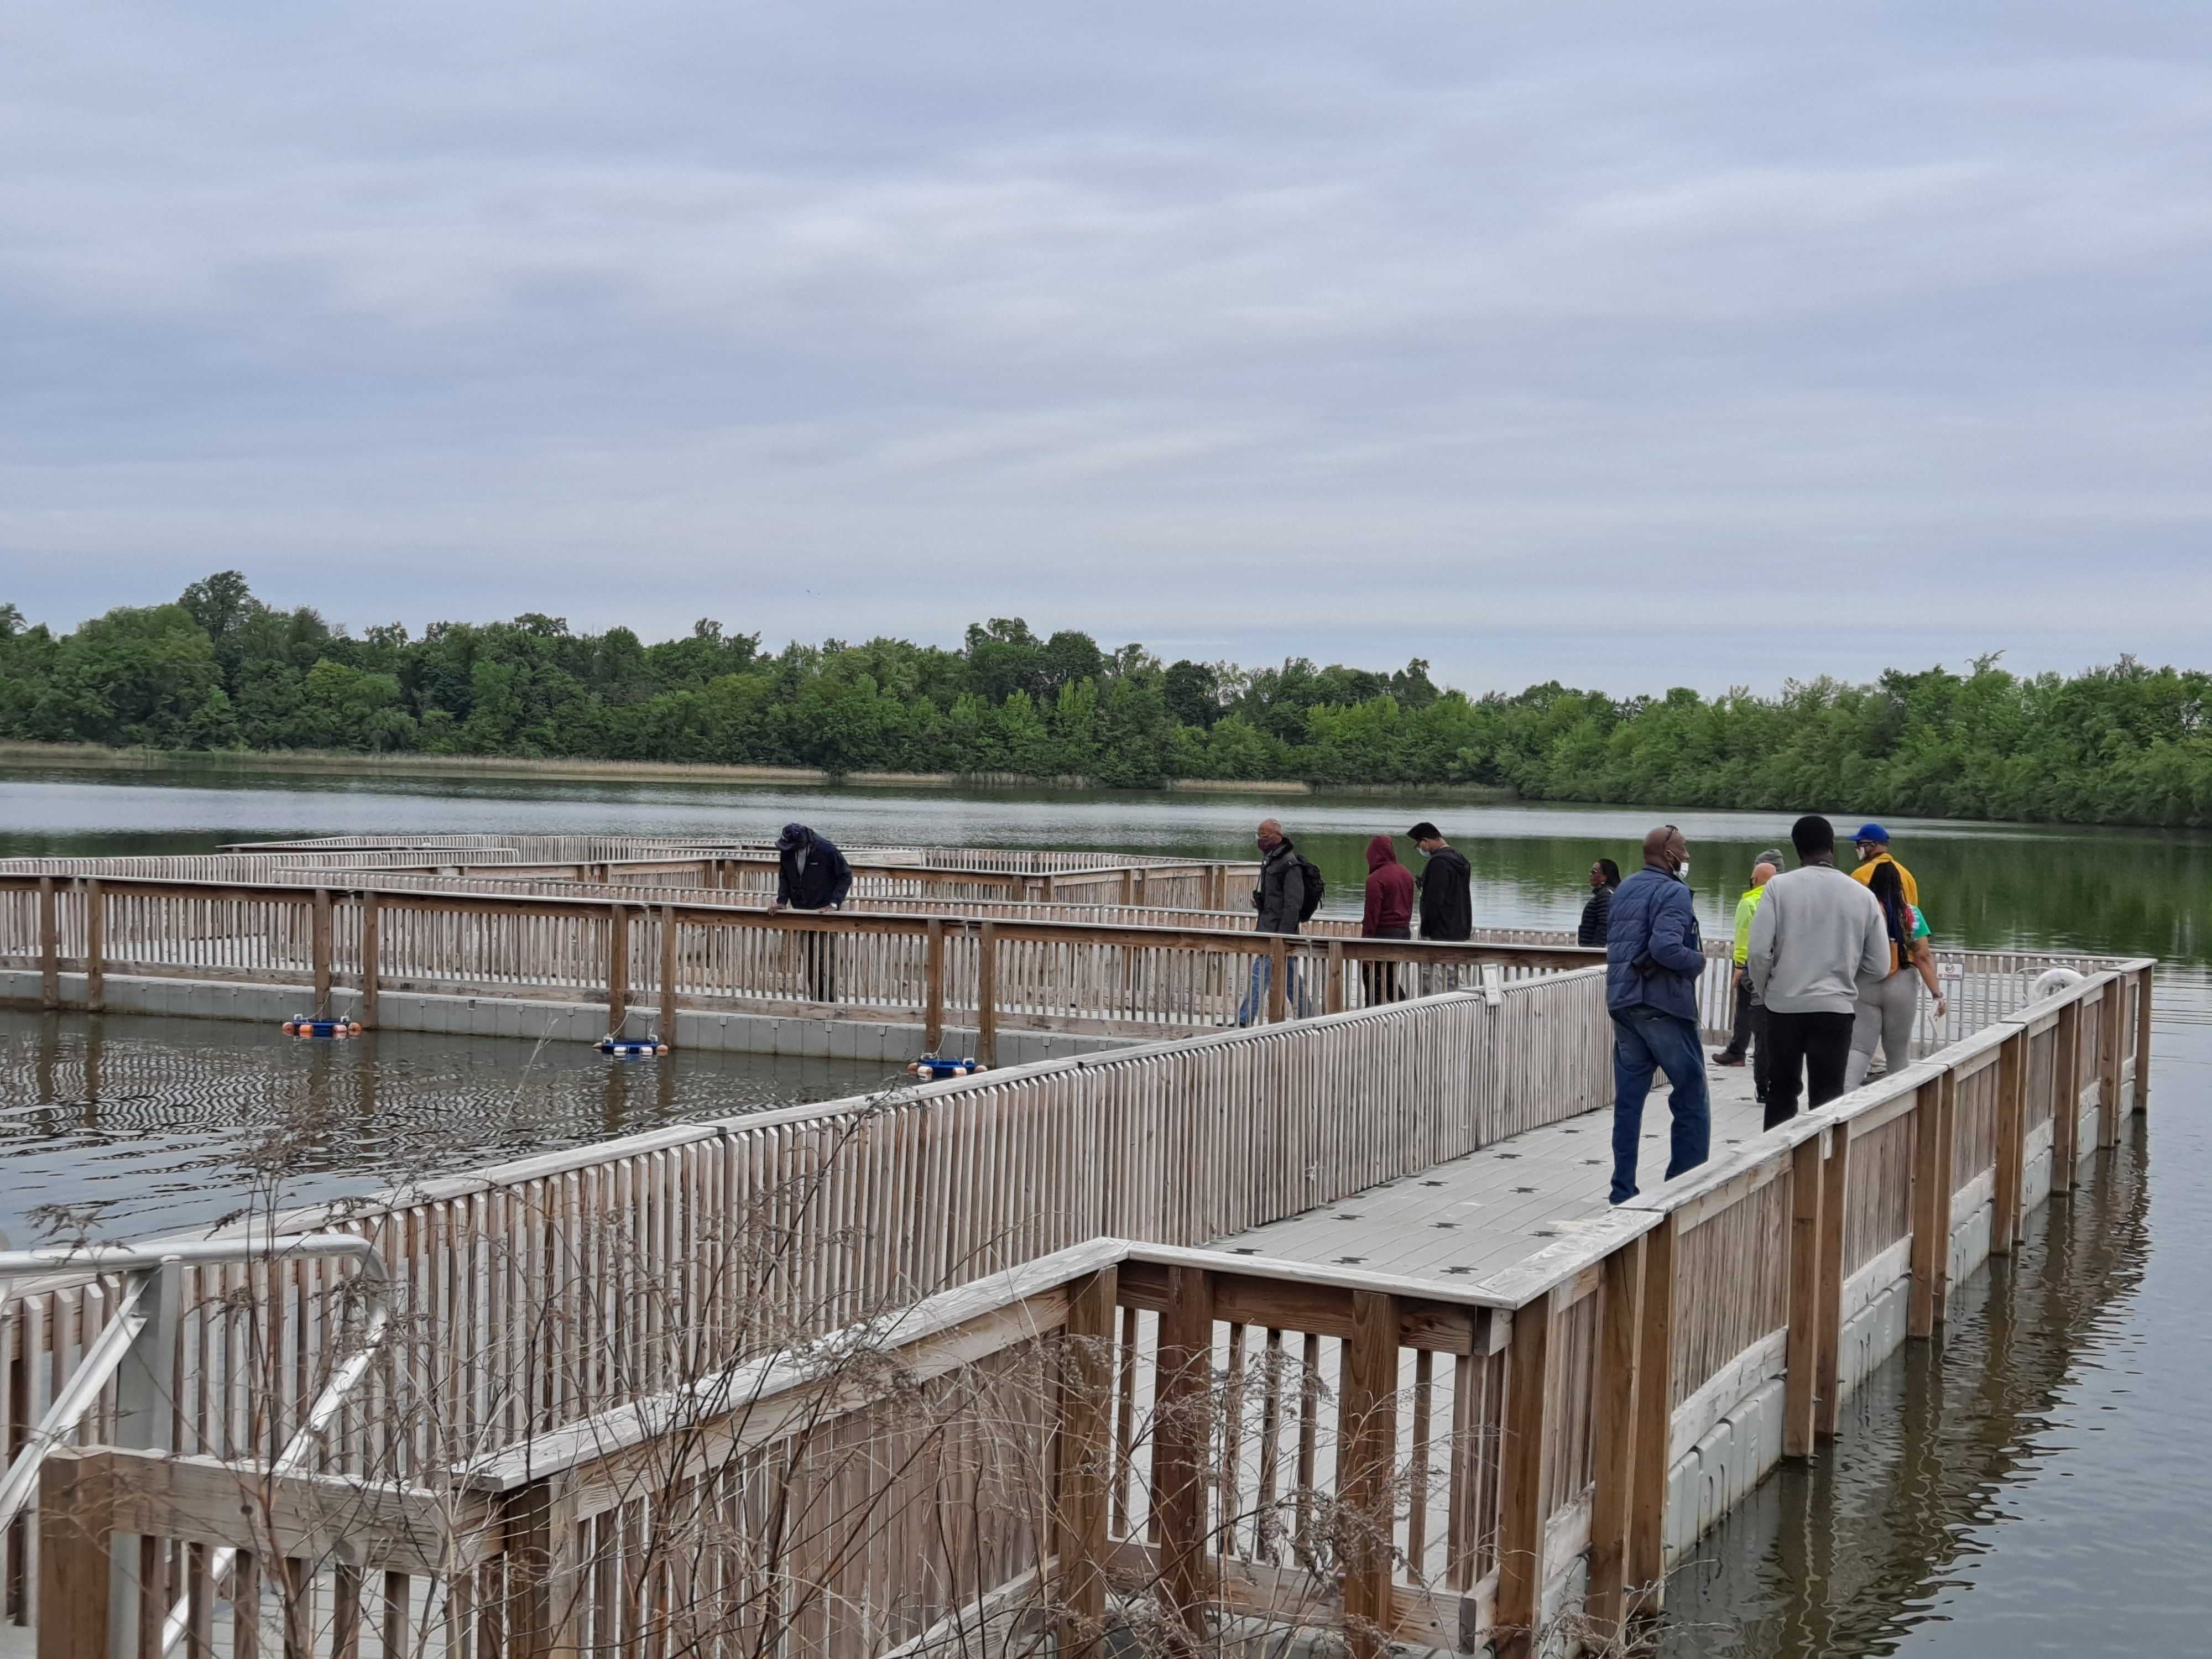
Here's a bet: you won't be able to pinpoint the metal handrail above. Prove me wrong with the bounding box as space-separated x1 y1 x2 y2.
0 1232 390 1651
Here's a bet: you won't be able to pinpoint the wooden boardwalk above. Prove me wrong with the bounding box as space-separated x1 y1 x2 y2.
1218 1052 1767 1281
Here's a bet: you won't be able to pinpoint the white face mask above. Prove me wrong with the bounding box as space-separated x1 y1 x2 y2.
1676 859 1691 882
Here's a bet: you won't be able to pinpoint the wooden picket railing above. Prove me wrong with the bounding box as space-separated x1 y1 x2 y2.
15 940 2154 1659
0 863 2159 1655
0 872 1597 1055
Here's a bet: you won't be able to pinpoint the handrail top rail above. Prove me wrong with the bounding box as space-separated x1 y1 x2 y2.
0 867 1616 966
0 864 2137 971
0 1230 384 1292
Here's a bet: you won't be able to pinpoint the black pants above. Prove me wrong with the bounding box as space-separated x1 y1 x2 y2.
1361 925 1410 1005
1747 1000 1772 1103
1721 978 1756 1057
1762 1010 1855 1128
1723 977 1772 1101
799 929 837 1003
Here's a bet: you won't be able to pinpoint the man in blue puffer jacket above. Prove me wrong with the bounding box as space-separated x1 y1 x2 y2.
1605 825 1712 1203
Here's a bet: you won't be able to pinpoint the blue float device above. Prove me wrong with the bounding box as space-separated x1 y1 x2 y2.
597 1036 669 1056
907 1053 984 1080
281 1018 358 1039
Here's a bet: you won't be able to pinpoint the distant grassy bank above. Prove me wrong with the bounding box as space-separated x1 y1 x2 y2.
0 742 1517 801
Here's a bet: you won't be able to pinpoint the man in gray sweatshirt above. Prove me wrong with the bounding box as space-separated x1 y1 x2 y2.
1746 814 1888 1128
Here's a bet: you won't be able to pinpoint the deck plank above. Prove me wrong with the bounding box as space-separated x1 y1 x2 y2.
1211 1050 1772 1285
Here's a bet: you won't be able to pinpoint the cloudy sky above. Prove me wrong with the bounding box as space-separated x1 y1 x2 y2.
3 3 2207 694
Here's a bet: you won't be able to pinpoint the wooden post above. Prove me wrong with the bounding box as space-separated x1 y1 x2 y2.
38 875 59 1010
2050 1001 2081 1196
1150 1264 1215 1643
359 891 381 1029
1495 1287 1556 1659
1338 1290 1400 1659
1055 1267 1118 1659
232 1551 262 1659
1325 940 1346 1014
1928 1068 1958 1329
606 905 629 1034
1992 1030 2026 1254
113 1264 178 1458
312 888 333 1019
1625 1213 1676 1616
1783 1131 1826 1456
1815 1131 1852 1441
1908 1083 1945 1338
1266 935 1287 1025
84 878 105 1014
1118 869 1134 905
2133 964 2154 1113
2099 982 2124 1147
37 1452 109 1659
1587 1236 1645 1639
503 1474 580 1659
924 920 946 1051
658 905 680 1046
976 922 998 1069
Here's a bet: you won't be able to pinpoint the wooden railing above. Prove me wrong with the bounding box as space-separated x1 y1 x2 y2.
0 873 1597 1053
1 849 1259 911
0 909 2156 1653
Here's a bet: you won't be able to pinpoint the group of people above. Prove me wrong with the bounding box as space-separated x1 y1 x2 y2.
1604 816 1942 1203
1239 817 1474 1020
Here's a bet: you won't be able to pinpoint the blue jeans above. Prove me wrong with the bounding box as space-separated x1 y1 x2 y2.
1609 1006 1712 1204
1237 954 1308 1025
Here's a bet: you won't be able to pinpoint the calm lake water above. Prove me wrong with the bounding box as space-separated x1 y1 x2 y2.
3 763 2209 1656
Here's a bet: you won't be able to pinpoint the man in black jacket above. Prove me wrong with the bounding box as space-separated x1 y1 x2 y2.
1409 821 1473 993
772 823 853 1001
1578 859 1621 946
1238 818 1310 1023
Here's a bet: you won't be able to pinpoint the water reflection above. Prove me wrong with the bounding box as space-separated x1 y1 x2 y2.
1660 1124 2163 1656
0 1008 898 1243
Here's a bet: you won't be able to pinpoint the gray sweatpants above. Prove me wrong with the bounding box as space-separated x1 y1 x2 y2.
1845 971 1920 1090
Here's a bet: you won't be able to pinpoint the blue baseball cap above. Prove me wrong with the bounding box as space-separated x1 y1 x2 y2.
1852 823 1890 844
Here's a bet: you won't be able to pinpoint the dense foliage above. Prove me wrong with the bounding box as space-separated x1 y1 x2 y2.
4 575 2210 826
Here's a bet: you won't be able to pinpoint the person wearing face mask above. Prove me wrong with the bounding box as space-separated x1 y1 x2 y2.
1603 825 1711 1204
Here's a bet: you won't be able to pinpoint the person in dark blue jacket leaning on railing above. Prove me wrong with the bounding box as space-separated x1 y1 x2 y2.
1605 824 1712 1203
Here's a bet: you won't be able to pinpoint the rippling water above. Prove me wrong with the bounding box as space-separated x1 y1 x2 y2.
0 1008 896 1242
3 765 2209 1655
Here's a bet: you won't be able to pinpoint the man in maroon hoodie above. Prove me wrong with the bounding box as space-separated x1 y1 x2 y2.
1361 833 1415 1004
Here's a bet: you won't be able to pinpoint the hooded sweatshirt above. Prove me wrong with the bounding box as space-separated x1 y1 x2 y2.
1362 836 1415 935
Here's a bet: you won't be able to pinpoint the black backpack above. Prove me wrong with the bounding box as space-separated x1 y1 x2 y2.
1295 855 1326 923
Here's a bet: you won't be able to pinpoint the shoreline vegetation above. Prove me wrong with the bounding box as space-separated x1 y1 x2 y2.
4 571 2210 826
0 740 1518 799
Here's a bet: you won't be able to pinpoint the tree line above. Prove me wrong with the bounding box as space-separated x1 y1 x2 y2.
3 572 2209 826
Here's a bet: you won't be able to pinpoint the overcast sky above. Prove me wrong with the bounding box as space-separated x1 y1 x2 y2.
3 3 2207 695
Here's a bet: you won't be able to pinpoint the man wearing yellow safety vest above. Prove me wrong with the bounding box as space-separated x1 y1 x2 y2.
1714 849 1786 1106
